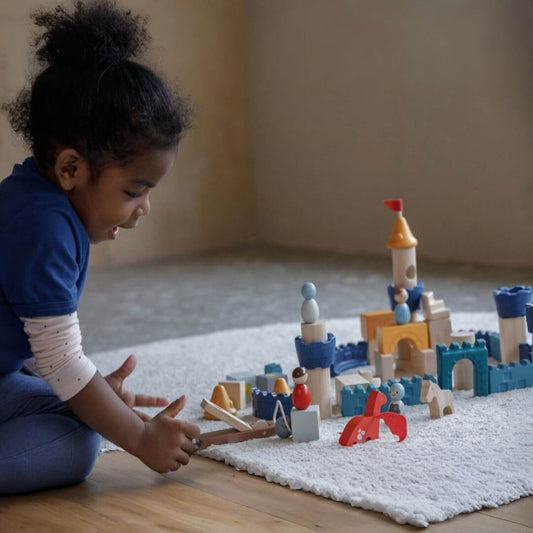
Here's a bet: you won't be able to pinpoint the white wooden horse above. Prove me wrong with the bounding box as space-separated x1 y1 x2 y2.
420 380 454 419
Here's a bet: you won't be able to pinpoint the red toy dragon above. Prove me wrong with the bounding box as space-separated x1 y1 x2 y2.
339 390 407 446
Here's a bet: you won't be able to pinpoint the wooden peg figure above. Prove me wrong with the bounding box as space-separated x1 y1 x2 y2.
394 287 410 325
292 366 311 410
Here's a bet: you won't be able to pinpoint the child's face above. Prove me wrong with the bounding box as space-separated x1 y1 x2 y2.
65 148 177 244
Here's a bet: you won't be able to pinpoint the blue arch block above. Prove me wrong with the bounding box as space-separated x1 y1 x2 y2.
436 340 489 397
294 333 336 369
330 341 368 377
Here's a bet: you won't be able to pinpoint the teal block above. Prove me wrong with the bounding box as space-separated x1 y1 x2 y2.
437 340 489 397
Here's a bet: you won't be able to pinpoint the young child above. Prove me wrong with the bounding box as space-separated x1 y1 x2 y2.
0 0 200 494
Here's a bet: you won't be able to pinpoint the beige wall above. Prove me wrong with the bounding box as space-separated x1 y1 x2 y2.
2 1 532 268
0 0 256 267
246 0 533 267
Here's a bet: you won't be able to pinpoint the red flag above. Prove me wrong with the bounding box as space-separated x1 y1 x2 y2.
383 198 403 212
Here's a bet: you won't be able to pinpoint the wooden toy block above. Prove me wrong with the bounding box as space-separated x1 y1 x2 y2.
421 291 450 320
377 321 429 355
225 371 256 405
427 317 452 350
420 380 454 419
204 385 236 420
197 422 276 449
301 320 327 343
375 352 394 381
450 332 475 390
411 348 437 376
218 380 246 411
391 247 418 290
498 316 528 364
306 367 332 419
366 338 377 365
334 372 381 405
360 310 395 341
395 338 412 371
291 405 320 442
200 398 252 432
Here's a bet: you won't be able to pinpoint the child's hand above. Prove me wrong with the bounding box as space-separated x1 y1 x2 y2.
135 395 200 473
104 354 169 421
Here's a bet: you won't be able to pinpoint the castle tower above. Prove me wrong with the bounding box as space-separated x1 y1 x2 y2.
493 286 531 364
384 199 418 290
295 283 335 419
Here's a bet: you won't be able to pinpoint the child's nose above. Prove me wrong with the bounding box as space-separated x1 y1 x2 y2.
138 196 150 217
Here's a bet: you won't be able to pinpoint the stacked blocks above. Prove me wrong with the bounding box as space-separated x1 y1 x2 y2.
330 342 368 377
436 340 489 397
225 371 256 405
256 372 289 392
251 387 293 420
493 286 531 364
488 360 533 393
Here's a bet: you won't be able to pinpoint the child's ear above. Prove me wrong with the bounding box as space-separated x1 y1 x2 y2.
54 148 90 191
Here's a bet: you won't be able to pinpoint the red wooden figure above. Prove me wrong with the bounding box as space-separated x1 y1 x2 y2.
339 390 407 446
292 366 312 410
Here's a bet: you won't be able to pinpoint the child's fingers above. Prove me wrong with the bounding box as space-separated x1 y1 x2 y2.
161 395 186 418
179 420 201 440
134 393 169 408
109 354 137 381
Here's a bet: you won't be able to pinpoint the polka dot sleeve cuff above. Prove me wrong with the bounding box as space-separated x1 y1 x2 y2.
20 312 97 401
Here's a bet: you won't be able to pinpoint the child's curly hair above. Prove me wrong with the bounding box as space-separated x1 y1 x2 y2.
5 0 192 175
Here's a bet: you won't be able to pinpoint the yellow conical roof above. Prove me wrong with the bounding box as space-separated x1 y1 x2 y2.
386 215 418 249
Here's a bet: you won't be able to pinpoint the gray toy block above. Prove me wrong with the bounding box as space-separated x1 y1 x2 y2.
255 372 288 393
291 405 320 442
226 371 256 405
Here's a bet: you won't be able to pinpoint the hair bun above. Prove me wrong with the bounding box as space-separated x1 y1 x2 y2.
33 0 149 69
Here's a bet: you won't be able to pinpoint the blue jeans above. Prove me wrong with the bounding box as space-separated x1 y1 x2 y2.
0 371 101 494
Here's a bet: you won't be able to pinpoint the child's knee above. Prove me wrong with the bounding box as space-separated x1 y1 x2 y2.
72 428 101 481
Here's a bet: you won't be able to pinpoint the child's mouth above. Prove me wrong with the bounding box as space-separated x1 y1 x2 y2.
111 226 119 239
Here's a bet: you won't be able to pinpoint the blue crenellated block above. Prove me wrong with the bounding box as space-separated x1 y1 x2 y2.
436 340 489 397
251 387 293 420
390 374 436 406
493 286 531 319
519 343 532 363
340 383 390 417
330 341 368 377
387 283 424 312
339 374 438 417
294 333 336 370
264 363 282 374
488 360 533 393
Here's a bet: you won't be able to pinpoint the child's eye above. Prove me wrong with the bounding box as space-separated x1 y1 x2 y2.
125 191 141 199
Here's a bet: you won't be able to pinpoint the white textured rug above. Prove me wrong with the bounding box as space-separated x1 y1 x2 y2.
91 313 533 527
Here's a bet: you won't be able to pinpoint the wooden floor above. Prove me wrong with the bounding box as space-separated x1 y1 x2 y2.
1 452 532 532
